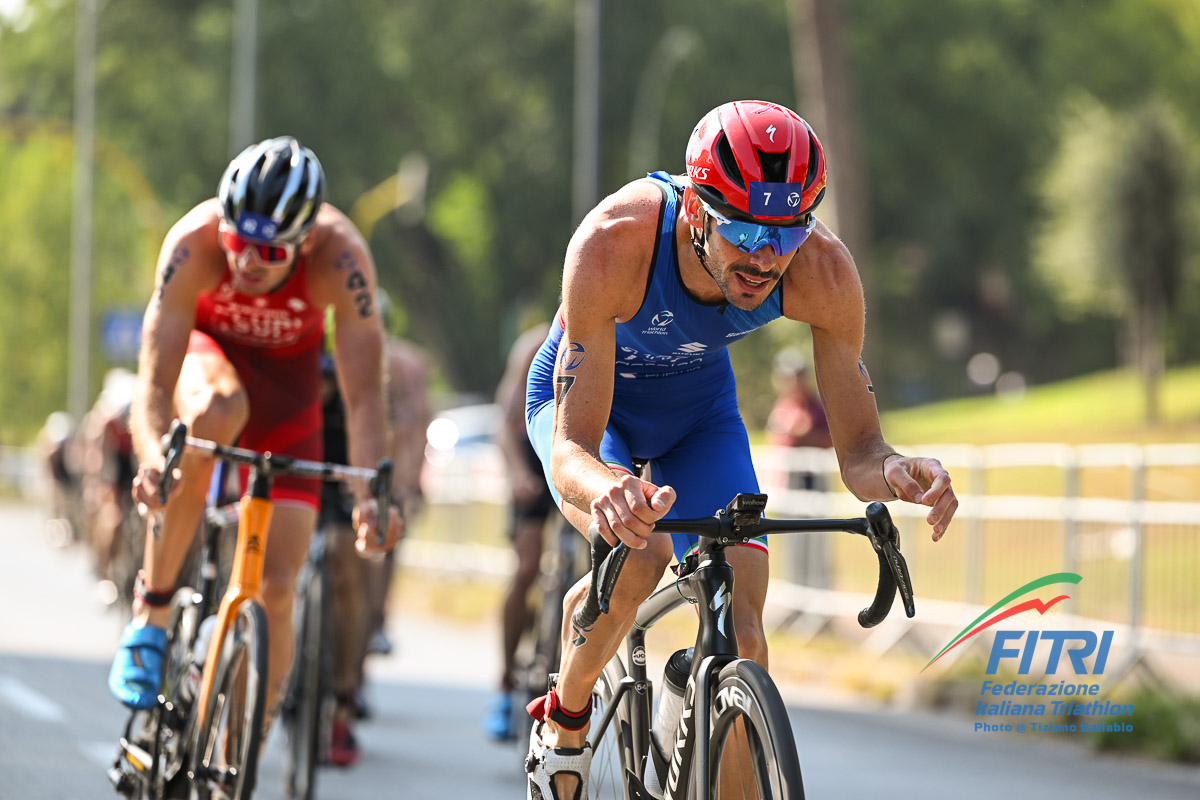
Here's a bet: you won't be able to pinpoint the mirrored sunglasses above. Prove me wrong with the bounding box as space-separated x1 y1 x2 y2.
701 200 815 257
219 227 296 266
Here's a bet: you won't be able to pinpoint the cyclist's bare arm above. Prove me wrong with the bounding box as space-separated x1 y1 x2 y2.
307 207 399 550
550 183 676 547
130 203 225 508
496 325 547 503
781 223 957 539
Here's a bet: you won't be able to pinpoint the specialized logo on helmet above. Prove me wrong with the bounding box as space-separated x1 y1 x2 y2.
766 124 777 143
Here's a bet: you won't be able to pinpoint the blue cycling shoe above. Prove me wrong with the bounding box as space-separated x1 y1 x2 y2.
108 622 167 710
482 692 515 741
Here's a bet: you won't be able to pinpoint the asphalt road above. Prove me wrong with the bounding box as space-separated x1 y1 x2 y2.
2 501 1198 799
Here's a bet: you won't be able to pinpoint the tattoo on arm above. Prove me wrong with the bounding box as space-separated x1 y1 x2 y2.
858 358 875 394
553 341 585 407
156 245 189 301
338 251 373 318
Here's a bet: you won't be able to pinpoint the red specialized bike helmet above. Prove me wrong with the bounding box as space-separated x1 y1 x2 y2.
685 100 826 225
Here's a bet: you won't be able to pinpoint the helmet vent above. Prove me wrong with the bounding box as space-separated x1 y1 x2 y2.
758 151 788 183
804 126 821 189
714 133 745 191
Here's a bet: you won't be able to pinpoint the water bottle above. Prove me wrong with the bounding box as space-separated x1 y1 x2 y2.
180 616 217 704
193 615 218 665
644 647 693 797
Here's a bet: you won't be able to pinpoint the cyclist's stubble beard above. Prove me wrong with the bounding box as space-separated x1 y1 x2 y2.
691 217 782 312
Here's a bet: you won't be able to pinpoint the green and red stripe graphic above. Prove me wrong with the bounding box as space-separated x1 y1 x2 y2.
921 572 1082 673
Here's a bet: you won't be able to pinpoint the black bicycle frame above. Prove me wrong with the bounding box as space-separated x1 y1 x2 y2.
577 493 915 800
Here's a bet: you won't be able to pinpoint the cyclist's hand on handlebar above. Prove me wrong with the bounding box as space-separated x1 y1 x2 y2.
884 455 958 542
589 474 676 549
353 499 403 556
131 464 182 513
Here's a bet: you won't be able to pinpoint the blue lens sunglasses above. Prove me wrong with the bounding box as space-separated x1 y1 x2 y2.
700 199 815 256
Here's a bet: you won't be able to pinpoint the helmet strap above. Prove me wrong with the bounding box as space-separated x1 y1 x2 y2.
691 213 718 282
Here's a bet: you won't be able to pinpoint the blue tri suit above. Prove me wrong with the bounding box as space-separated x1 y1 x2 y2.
526 172 784 560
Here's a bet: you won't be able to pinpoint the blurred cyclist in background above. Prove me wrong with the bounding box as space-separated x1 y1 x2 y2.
319 298 430 765
483 321 554 741
110 137 401 738
81 368 140 605
38 410 83 547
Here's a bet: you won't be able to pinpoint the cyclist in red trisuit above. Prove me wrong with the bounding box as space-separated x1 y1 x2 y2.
109 138 402 743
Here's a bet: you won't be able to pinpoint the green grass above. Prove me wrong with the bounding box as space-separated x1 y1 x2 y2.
880 365 1200 446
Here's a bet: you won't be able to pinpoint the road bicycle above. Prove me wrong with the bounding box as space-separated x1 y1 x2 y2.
108 419 392 800
559 491 915 800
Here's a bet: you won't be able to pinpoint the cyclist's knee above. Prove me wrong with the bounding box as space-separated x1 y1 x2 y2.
734 614 769 667
180 384 249 441
610 533 673 607
260 572 298 618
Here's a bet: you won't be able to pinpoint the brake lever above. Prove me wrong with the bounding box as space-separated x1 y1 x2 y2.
865 502 916 618
158 420 188 506
370 459 394 547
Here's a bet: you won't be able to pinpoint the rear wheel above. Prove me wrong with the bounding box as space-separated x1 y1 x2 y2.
283 560 330 800
699 659 804 800
190 600 269 800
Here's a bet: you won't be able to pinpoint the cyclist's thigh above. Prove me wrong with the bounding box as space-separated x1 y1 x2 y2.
652 413 767 561
175 332 249 432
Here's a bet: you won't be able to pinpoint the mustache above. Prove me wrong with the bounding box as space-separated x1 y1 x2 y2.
731 267 781 282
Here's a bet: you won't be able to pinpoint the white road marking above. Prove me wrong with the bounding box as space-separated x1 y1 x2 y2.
0 675 67 722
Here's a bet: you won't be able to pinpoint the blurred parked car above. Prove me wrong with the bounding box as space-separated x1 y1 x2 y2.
420 403 509 505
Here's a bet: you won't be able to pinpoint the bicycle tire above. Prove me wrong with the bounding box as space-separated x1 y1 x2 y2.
697 659 805 800
588 656 635 800
140 588 201 800
190 600 269 800
283 559 329 800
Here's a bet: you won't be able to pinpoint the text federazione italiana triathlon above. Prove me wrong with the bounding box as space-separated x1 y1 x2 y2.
973 680 1134 732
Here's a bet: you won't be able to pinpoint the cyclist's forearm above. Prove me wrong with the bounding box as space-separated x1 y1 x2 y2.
838 439 901 502
344 394 390 500
550 439 622 516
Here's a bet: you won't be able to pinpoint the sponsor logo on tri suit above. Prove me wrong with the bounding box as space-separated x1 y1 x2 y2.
208 291 307 347
644 310 675 334
676 342 706 354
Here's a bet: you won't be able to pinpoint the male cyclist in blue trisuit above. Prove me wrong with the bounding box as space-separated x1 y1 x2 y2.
523 100 959 799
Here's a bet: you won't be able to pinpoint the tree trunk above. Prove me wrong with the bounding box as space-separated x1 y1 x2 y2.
787 0 878 371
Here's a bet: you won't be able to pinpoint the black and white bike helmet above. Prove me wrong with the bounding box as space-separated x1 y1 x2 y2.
217 136 326 242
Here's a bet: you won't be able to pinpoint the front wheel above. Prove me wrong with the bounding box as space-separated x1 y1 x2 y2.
190 600 269 800
699 659 805 800
283 560 329 800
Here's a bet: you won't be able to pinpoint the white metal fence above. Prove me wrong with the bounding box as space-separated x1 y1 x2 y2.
756 443 1200 685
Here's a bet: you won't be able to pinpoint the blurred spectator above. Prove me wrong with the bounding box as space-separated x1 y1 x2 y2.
483 322 554 741
767 347 833 455
766 347 833 587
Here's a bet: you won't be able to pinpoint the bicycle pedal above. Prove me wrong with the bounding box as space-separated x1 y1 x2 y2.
107 765 136 796
118 737 152 772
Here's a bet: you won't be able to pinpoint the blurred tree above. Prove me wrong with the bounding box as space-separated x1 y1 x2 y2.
3 0 1200 443
1034 96 1190 423
1114 103 1187 423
